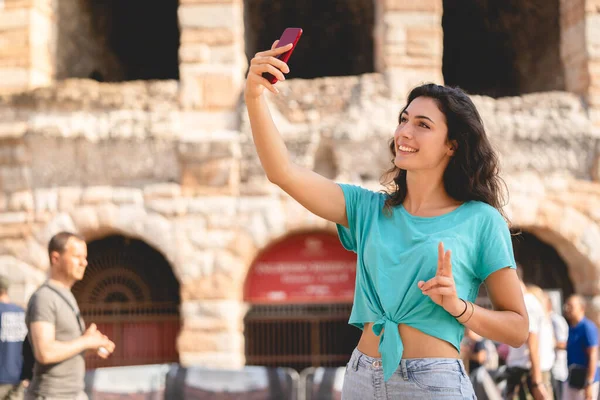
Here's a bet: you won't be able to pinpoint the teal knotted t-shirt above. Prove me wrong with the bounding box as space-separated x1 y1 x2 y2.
336 183 517 382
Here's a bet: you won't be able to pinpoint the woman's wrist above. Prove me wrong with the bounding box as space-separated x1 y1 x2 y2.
447 298 467 318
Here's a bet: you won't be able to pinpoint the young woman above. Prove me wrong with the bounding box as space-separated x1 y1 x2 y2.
245 41 529 399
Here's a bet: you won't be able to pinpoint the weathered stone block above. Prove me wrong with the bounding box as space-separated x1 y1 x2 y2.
0 166 31 191
180 110 238 133
178 4 239 29
81 186 113 205
560 0 585 28
111 187 143 205
178 140 235 161
58 187 81 211
69 206 99 237
0 29 28 48
189 196 238 215
34 188 58 213
201 72 240 109
0 223 31 239
111 205 148 238
383 11 440 28
0 67 29 90
8 190 33 211
206 44 238 64
181 271 243 300
177 330 243 353
0 139 20 165
143 183 182 200
179 43 211 64
587 0 600 12
180 0 238 4
179 65 205 109
0 211 31 225
146 198 189 217
0 51 29 68
0 193 6 211
385 53 441 68
3 0 33 9
181 158 237 190
23 237 47 271
0 8 29 30
406 27 442 57
180 28 235 46
190 229 236 249
383 25 407 45
34 212 76 245
382 0 442 13
587 15 600 58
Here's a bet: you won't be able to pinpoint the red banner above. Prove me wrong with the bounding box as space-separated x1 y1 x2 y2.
244 232 357 304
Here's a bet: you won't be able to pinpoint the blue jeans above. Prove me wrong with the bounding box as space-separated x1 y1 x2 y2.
342 348 476 399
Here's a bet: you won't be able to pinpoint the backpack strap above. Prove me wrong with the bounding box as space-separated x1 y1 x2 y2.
42 283 85 334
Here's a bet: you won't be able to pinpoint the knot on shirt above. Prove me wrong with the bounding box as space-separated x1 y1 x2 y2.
372 316 405 382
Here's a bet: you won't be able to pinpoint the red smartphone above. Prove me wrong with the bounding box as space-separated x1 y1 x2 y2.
262 27 303 84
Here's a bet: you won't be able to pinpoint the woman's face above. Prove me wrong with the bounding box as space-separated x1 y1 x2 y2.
393 96 455 172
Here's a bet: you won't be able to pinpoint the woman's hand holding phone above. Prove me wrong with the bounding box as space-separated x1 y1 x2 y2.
245 40 292 99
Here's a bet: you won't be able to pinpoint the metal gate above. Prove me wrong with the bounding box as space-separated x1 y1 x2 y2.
244 303 361 372
72 235 180 369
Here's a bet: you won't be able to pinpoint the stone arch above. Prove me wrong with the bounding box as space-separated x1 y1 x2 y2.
22 204 185 284
507 197 600 296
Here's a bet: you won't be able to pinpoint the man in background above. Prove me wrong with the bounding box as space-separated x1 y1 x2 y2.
562 295 599 400
25 232 115 400
0 275 27 400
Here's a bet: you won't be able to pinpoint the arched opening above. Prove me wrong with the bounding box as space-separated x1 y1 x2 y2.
442 0 565 97
243 0 375 79
512 230 574 300
56 0 180 81
478 229 574 310
72 235 181 369
244 231 360 371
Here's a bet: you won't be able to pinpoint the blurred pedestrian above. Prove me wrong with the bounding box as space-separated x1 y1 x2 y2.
562 295 598 400
0 275 27 400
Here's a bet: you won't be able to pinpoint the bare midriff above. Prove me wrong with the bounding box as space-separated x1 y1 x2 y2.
357 322 460 359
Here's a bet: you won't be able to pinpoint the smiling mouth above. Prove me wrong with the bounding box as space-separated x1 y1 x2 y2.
397 145 418 153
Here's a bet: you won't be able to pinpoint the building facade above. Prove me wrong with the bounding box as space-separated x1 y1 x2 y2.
0 0 599 370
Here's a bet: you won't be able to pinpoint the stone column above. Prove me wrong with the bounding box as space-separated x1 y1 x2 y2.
560 0 589 97
177 0 245 195
177 0 247 111
560 0 600 130
0 0 49 91
0 0 54 92
374 0 444 100
585 0 600 129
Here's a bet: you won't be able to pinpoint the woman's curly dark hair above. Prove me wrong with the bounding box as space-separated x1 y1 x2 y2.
382 83 509 220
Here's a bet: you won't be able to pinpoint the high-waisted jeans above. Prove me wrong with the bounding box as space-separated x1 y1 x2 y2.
341 348 477 399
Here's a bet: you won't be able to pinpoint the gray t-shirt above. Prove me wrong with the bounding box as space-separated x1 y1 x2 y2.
25 282 86 398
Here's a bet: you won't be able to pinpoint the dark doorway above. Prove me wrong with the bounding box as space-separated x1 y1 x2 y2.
244 0 375 79
442 0 565 97
512 230 574 299
72 235 181 369
57 0 180 81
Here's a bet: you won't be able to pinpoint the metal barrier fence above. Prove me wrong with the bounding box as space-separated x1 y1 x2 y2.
298 367 344 400
83 363 346 400
84 364 300 400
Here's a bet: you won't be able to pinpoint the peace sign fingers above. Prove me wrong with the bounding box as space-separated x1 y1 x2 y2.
437 242 452 277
